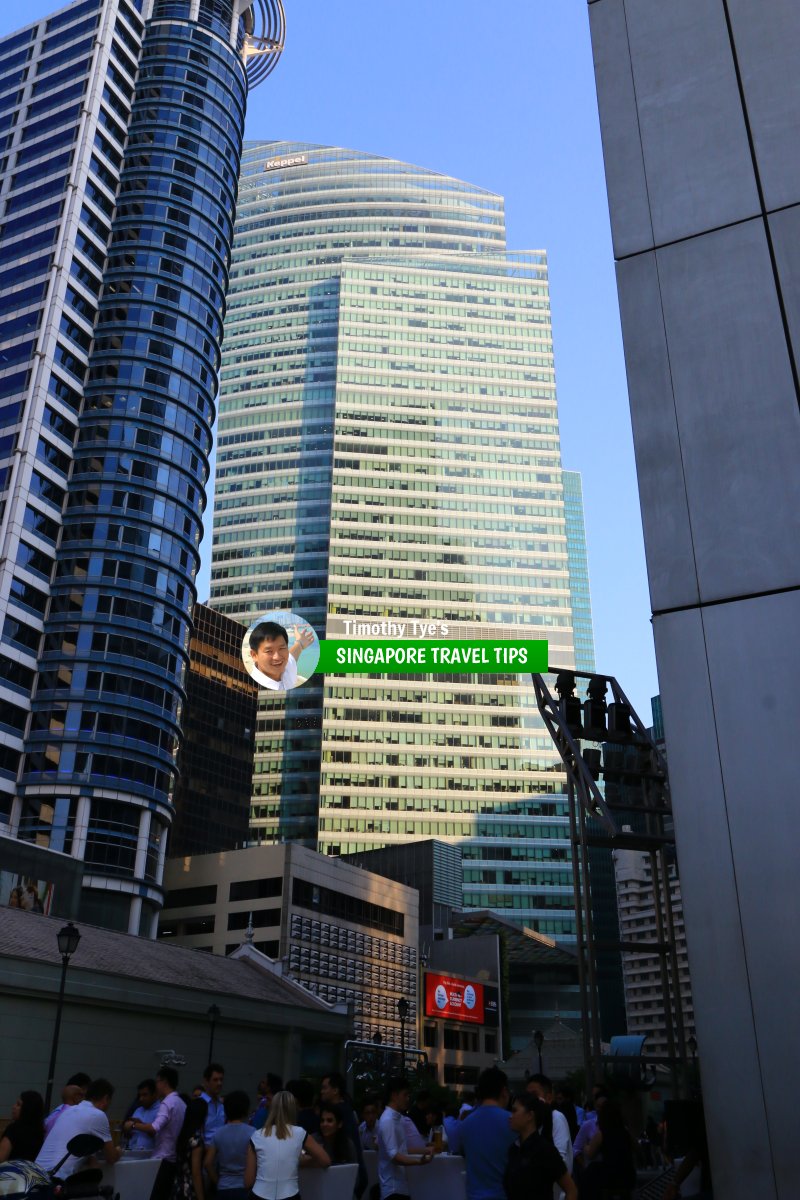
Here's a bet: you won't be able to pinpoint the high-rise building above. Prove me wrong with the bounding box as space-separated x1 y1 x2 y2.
0 0 284 934
561 470 596 676
212 142 579 940
168 603 257 858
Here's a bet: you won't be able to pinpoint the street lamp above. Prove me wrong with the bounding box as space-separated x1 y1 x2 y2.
207 1004 221 1062
533 1029 544 1075
397 997 409 1072
44 922 81 1111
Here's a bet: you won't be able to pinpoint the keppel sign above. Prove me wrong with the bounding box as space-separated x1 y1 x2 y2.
264 154 308 170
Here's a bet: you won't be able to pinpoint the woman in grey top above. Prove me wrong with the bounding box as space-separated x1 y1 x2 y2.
205 1092 252 1199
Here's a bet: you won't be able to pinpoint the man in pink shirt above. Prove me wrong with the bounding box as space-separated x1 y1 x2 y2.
130 1066 186 1200
44 1074 90 1136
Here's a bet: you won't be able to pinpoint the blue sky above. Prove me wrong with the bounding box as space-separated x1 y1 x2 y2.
2 2 659 717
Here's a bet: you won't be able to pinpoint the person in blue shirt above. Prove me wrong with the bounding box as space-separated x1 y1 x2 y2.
458 1067 516 1200
205 1090 253 1199
200 1063 226 1147
122 1079 161 1153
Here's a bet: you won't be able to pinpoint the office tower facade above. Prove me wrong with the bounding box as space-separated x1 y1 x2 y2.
561 470 596 675
342 838 463 946
588 3 800 1194
169 604 257 858
213 142 578 940
0 0 284 934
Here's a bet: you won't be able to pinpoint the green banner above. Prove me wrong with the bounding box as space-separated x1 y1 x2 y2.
316 639 548 675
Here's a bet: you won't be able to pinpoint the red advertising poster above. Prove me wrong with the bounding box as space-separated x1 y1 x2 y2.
424 973 485 1024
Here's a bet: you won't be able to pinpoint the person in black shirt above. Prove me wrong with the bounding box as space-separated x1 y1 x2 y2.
504 1094 577 1200
407 1092 432 1139
579 1100 636 1199
320 1072 367 1196
0 1092 45 1164
285 1079 320 1137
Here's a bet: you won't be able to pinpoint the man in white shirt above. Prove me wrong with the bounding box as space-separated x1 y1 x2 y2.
247 622 313 691
377 1079 433 1200
36 1079 120 1180
526 1076 574 1200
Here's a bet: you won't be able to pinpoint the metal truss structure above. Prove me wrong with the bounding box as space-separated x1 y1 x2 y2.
531 669 689 1092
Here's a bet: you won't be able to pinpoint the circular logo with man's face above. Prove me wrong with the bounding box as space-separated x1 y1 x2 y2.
242 609 319 692
463 985 477 1010
435 984 448 1010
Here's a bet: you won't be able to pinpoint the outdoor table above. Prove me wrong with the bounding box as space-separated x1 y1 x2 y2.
299 1162 359 1200
408 1153 467 1200
363 1149 379 1190
100 1154 161 1200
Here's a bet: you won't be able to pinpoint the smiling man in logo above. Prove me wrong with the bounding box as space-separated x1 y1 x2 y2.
248 621 314 691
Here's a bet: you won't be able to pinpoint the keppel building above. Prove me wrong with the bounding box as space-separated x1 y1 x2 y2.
0 0 284 934
211 142 583 947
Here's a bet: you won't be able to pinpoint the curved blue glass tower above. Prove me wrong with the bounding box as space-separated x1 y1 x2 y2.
8 0 284 935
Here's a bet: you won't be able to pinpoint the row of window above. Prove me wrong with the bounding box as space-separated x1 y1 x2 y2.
23 746 172 799
300 979 416 1022
287 947 413 995
292 879 405 939
289 914 414 966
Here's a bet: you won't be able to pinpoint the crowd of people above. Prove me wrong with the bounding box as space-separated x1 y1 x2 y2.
0 1063 647 1200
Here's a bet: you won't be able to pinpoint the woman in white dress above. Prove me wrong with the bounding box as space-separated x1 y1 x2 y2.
245 1091 330 1200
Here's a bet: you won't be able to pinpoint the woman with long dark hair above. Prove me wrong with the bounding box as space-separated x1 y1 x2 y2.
313 1103 357 1165
0 1092 45 1163
579 1099 636 1200
171 1097 208 1200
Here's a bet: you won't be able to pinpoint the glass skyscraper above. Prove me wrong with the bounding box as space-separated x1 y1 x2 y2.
562 470 596 676
212 143 581 942
0 0 284 934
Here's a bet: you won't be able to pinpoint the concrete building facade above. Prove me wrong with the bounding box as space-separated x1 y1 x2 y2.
587 3 800 1194
160 843 419 1045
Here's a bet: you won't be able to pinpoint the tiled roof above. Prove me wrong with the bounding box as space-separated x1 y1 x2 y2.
0 907 329 1009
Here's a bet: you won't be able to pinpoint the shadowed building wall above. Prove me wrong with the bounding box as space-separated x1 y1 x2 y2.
169 603 257 858
587 3 800 1195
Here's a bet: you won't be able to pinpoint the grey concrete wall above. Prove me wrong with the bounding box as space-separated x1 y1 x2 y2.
587 3 800 1197
0 961 343 1120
